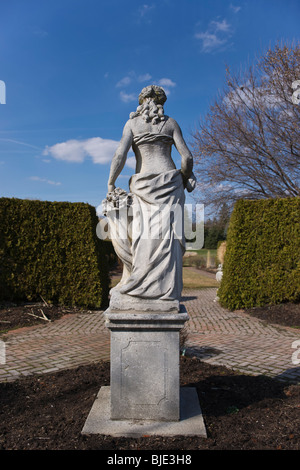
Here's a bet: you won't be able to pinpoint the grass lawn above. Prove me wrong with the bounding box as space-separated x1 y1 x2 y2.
110 267 219 290
190 249 217 256
183 249 219 270
182 267 219 289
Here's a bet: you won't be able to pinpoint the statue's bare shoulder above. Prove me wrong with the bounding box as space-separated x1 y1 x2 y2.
166 117 183 133
123 118 134 135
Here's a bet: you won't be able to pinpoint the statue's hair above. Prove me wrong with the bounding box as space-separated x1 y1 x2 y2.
130 85 166 123
138 85 167 105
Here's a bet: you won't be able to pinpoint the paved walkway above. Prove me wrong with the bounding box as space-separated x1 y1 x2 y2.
0 288 299 383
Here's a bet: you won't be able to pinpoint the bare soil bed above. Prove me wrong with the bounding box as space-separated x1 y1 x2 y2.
0 301 90 334
244 302 300 329
0 356 299 451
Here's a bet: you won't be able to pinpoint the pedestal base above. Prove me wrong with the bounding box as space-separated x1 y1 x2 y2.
81 386 207 437
106 305 189 421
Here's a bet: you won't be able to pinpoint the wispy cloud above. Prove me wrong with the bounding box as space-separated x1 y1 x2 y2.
116 76 133 88
116 71 151 88
116 72 151 102
0 138 42 150
137 4 155 23
195 31 227 53
157 78 176 95
116 73 176 102
195 18 233 53
211 19 231 33
120 91 136 103
43 137 119 164
229 3 241 14
138 73 152 82
30 176 61 186
158 78 176 88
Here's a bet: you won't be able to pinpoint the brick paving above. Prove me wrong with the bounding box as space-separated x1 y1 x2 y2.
0 288 299 383
183 289 300 383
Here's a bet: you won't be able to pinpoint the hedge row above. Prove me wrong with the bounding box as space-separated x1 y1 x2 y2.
0 198 112 308
218 197 300 310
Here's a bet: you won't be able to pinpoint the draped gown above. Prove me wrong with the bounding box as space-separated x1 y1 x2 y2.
104 132 186 309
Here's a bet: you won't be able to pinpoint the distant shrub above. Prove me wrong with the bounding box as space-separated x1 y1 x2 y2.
183 250 218 269
0 198 111 308
217 241 227 265
218 198 300 310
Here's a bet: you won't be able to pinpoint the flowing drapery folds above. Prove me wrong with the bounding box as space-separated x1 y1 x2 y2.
103 169 185 308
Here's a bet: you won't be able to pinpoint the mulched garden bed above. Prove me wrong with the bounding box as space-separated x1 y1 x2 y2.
0 357 299 451
0 301 93 334
244 302 300 329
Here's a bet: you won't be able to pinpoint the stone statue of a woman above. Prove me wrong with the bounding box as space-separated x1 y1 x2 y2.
103 85 196 312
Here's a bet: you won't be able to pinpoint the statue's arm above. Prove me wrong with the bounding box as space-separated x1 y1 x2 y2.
172 119 194 183
107 120 133 192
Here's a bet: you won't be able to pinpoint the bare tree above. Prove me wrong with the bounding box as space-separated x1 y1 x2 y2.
191 42 300 210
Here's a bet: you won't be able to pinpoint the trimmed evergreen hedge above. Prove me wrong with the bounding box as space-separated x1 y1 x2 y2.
0 198 111 308
218 198 300 310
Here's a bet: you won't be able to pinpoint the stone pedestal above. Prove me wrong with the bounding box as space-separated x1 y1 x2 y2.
82 303 207 437
105 305 189 421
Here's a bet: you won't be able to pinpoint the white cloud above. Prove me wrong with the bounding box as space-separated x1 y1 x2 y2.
116 76 132 88
195 32 227 53
229 3 241 13
43 137 119 164
211 19 231 33
44 140 86 163
120 91 136 103
138 73 152 82
117 72 152 89
126 156 136 169
116 73 176 102
157 78 176 96
30 176 61 186
158 78 176 88
195 18 233 53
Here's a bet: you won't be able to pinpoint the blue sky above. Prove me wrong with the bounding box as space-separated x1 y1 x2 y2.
0 0 299 213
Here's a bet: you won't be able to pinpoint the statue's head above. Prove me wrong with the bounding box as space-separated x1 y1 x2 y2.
138 85 167 106
130 85 167 123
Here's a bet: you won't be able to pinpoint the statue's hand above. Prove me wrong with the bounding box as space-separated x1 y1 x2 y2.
107 183 116 193
185 172 197 193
